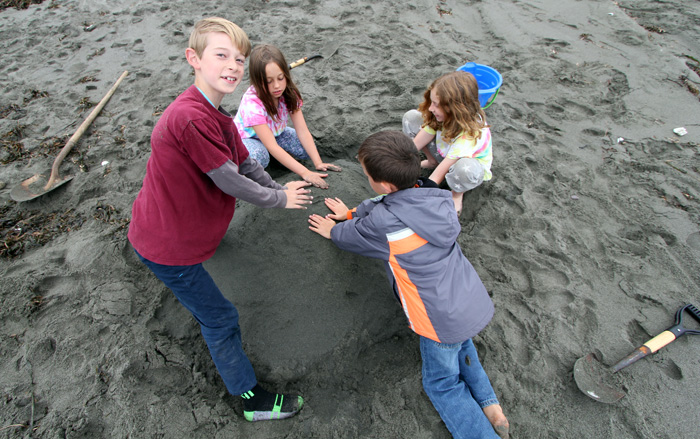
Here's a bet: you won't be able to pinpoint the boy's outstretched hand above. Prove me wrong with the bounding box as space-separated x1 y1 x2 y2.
324 197 350 221
284 181 313 209
308 214 335 239
316 162 342 173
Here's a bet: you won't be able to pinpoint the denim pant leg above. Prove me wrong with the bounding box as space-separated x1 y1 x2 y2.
276 127 310 161
136 251 257 395
242 137 271 168
459 339 499 409
420 336 498 439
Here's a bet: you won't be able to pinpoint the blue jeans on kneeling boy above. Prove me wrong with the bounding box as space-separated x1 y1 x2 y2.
420 336 500 439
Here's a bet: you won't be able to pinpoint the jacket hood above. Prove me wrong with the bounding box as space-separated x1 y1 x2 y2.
382 187 460 248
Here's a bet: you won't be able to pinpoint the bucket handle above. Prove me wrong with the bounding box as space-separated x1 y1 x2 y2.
482 87 500 109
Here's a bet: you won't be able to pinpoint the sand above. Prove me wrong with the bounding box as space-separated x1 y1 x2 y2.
1 0 700 438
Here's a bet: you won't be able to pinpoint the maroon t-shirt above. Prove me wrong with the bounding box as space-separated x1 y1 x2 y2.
128 86 250 265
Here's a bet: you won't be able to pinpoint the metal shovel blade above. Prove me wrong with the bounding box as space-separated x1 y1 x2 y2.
573 353 626 404
10 173 74 202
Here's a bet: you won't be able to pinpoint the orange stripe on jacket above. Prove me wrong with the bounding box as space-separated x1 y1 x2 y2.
346 208 356 220
386 228 439 342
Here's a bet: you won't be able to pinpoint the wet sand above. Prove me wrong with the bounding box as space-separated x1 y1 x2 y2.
1 1 700 437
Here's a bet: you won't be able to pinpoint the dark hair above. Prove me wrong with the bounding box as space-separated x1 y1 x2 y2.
357 131 420 190
248 44 301 121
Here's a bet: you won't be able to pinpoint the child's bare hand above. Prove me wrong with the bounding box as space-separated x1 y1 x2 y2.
325 197 349 221
308 214 335 239
302 170 329 189
284 184 313 209
316 162 342 172
285 180 311 191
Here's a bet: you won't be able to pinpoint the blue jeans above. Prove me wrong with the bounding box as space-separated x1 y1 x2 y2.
135 250 257 395
242 127 310 168
420 337 499 439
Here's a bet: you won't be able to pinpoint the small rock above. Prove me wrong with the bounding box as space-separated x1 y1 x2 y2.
673 127 687 136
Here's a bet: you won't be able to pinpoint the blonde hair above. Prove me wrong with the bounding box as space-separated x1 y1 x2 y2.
418 71 488 144
188 17 251 58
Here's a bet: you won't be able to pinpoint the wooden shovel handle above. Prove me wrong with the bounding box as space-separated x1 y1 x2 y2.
44 70 129 190
289 54 323 69
289 57 309 69
610 330 677 373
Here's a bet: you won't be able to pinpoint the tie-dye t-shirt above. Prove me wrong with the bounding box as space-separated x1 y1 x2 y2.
234 86 302 140
423 126 493 180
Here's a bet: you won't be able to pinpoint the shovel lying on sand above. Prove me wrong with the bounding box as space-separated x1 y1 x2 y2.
573 303 700 403
10 70 128 202
288 41 341 69
289 54 324 69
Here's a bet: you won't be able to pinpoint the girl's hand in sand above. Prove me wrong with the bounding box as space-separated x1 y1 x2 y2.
302 170 330 189
316 162 342 172
284 182 313 209
324 197 350 221
308 214 335 239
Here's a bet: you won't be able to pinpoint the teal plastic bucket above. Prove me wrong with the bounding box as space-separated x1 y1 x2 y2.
456 62 502 109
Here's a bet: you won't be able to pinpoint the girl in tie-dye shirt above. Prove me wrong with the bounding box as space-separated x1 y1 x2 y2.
234 44 340 189
402 71 493 215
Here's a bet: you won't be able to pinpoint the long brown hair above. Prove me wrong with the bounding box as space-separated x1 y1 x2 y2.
417 71 488 144
248 44 301 121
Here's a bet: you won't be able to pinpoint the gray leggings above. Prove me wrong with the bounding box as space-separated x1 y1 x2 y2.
402 110 484 193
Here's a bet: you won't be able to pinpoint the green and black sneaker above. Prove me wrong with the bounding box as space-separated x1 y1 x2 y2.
241 384 304 422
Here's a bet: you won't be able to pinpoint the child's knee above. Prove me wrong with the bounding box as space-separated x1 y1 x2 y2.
276 129 307 159
243 141 270 167
402 109 422 138
446 158 484 193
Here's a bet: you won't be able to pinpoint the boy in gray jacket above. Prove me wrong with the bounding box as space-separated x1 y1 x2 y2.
308 131 509 439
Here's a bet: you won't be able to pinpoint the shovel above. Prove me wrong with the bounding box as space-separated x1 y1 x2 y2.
289 54 323 69
10 70 129 202
288 41 341 69
573 303 700 403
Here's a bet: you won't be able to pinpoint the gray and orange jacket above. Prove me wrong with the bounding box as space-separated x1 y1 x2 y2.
330 180 494 344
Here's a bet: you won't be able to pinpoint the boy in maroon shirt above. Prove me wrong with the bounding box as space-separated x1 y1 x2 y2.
128 17 310 421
